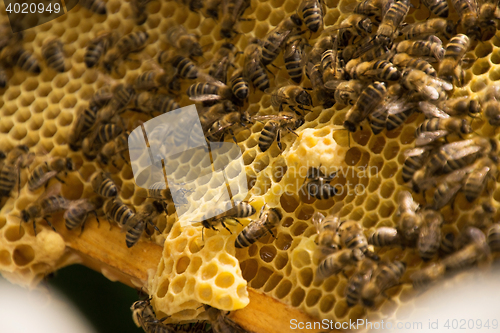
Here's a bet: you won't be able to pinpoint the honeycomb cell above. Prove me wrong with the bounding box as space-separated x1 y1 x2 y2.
171 275 187 294
472 59 491 76
197 283 213 302
189 256 202 274
319 294 336 313
306 289 322 307
298 267 313 288
264 273 283 293
176 256 190 274
274 252 288 270
260 245 277 262
215 272 235 288
0 216 5 230
345 147 361 166
250 266 273 289
275 279 292 299
0 250 11 266
4 226 25 242
291 221 308 236
12 245 35 266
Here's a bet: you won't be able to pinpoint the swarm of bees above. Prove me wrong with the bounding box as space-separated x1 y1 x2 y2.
1 0 500 330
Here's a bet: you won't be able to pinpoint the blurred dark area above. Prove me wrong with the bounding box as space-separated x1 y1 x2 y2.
48 264 143 333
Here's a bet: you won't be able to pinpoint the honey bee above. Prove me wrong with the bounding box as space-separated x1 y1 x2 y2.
328 80 365 106
420 98 480 119
344 81 387 132
283 36 306 84
332 14 373 47
438 34 470 86
97 131 130 167
187 81 234 103
361 261 406 307
205 0 222 20
243 41 268 91
206 111 250 142
64 196 104 232
440 232 456 254
123 200 163 248
402 146 431 186
1 47 41 73
166 26 203 58
467 199 496 228
209 43 237 83
149 94 181 115
415 117 472 147
261 14 303 66
68 108 98 151
346 59 401 82
83 124 124 158
486 223 500 252
131 298 169 333
401 69 452 102
442 240 489 271
0 145 34 198
317 249 359 279
253 112 304 152
338 220 380 261
80 0 107 14
389 53 437 76
0 66 7 88
421 0 449 18
432 167 472 209
401 19 456 40
305 62 335 108
385 100 417 132
20 190 69 235
229 69 249 100
90 171 118 198
301 167 337 200
369 227 401 247
376 0 411 45
220 0 252 39
298 0 323 33
199 201 256 240
307 34 335 64
270 85 312 114
477 1 500 41
321 39 344 83
345 259 377 307
450 0 479 34
396 39 445 62
104 198 136 228
346 35 385 62
462 158 497 202
182 0 204 13
131 0 154 25
158 51 201 80
89 86 114 111
353 0 392 21
411 263 445 289
397 190 422 244
41 38 65 72
204 305 250 333
312 208 341 258
418 209 443 261
103 31 149 72
199 100 239 132
85 31 118 69
235 206 281 248
134 66 181 93
28 157 75 191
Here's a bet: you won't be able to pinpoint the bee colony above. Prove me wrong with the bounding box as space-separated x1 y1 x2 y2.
0 0 499 331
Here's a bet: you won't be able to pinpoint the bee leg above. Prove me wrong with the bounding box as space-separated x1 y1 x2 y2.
286 127 299 137
220 220 233 234
43 216 57 232
93 211 100 228
277 129 283 152
267 227 276 238
55 175 66 184
147 220 161 233
33 220 37 236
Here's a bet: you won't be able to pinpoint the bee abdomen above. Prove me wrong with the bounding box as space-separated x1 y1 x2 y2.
259 121 279 152
16 49 41 73
42 40 65 72
235 228 257 248
172 55 198 79
387 107 414 131
80 0 107 14
487 224 500 252
0 164 17 196
231 76 249 100
126 220 146 248
98 178 118 197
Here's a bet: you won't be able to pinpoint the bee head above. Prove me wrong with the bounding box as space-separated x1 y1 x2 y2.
297 91 312 106
445 21 456 39
0 151 5 159
20 210 30 222
66 158 74 171
343 120 357 133
460 119 472 134
360 18 372 34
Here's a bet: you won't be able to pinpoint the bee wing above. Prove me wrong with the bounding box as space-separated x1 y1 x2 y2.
404 146 431 157
189 94 222 102
251 114 279 122
429 77 453 91
34 183 63 205
415 130 448 146
312 212 325 234
351 38 378 59
322 24 354 35
324 79 345 90
421 86 440 101
386 98 411 115
418 101 450 119
448 145 483 161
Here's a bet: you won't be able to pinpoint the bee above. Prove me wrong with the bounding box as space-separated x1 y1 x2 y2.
209 43 237 83
89 86 114 111
204 305 250 333
166 26 203 58
396 39 445 62
486 223 500 252
317 249 359 279
254 112 304 152
97 131 130 167
80 0 107 14
270 85 312 114
321 40 344 83
64 196 104 232
369 227 401 247
305 62 335 108
440 232 456 254
442 241 489 271
477 1 500 41
361 261 406 307
229 69 249 100
187 81 234 103
389 53 437 76
385 100 417 131
41 38 65 72
401 19 456 40
220 0 252 39
0 66 7 88
283 36 306 84
1 47 41 73
462 158 497 202
346 35 385 62
205 0 222 20
376 0 411 45
199 100 239 131
346 59 401 82
331 14 373 47
27 157 75 191
467 199 496 228
344 81 387 132
338 220 380 260
438 34 470 86
421 0 449 17
131 298 169 333
354 0 392 21
397 190 422 244
182 0 204 13
134 69 180 93
415 117 472 147
328 80 365 106
158 51 201 80
123 200 163 248
20 191 69 235
432 167 471 209
235 206 280 248
411 263 445 289
401 69 452 102
418 210 443 261
450 0 479 34
301 167 337 200
206 111 249 142
68 108 98 151
149 94 181 115
298 0 323 33
199 201 256 240
345 260 377 307
0 145 34 198
261 13 303 66
131 0 154 25
312 209 341 258
307 35 335 64
90 171 118 198
103 31 149 72
104 198 136 228
402 146 431 186
420 98 480 119
83 124 124 158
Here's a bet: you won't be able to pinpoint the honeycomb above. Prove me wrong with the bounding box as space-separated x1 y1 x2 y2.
0 0 499 330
